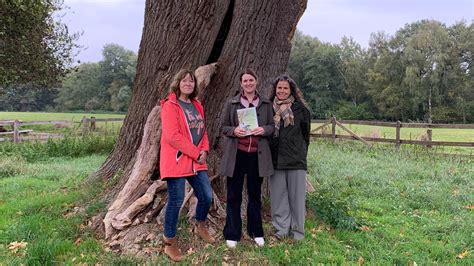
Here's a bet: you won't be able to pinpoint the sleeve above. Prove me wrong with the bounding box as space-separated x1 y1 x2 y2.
221 100 237 137
301 106 311 148
261 102 275 137
161 101 201 160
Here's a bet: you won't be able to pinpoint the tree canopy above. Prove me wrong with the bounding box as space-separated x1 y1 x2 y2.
0 0 80 86
289 20 474 123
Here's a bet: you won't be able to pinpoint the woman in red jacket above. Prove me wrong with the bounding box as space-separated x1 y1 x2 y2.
160 69 214 262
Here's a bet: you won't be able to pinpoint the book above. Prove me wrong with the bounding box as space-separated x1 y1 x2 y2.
236 107 259 135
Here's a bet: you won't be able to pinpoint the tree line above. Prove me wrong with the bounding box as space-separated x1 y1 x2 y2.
289 20 473 123
0 44 136 113
1 3 472 123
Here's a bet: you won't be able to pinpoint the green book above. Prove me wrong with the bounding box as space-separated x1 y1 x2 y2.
236 107 259 136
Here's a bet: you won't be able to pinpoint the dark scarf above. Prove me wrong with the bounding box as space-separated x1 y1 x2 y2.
273 95 295 137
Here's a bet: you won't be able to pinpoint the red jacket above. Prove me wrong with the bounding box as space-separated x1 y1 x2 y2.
159 92 209 179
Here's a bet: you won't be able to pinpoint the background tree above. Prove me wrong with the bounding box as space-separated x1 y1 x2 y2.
56 63 105 111
0 0 79 86
55 44 137 111
288 32 345 118
90 0 307 253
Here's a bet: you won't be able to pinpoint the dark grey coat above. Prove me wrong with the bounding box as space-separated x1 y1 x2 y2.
219 93 275 177
270 100 311 170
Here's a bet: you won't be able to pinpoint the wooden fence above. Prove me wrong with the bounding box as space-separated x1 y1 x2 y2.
0 116 124 143
310 117 474 149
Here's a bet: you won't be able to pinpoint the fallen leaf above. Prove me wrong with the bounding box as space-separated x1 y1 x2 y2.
457 250 469 259
463 205 474 210
187 247 195 255
74 238 81 245
360 225 371 232
8 241 27 253
285 249 289 257
357 256 364 265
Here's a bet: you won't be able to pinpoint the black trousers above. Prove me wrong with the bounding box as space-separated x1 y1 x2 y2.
223 150 264 241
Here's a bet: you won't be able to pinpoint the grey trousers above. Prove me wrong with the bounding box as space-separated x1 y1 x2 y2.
269 169 306 240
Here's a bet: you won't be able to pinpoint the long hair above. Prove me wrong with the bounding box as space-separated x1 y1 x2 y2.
269 74 307 107
169 69 198 100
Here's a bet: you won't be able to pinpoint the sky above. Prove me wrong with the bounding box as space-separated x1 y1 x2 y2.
62 0 473 63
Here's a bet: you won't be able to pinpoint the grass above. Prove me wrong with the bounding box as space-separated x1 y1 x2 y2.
312 122 474 155
0 111 125 122
0 111 124 141
0 137 472 264
312 122 474 142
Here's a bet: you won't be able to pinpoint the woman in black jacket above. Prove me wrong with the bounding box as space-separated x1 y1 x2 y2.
269 75 311 240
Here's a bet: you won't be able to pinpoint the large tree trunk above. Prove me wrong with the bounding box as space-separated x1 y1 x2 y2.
90 0 307 255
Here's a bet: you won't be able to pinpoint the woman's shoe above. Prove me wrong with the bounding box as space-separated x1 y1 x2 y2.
195 221 216 243
163 236 183 262
226 240 237 248
254 237 265 247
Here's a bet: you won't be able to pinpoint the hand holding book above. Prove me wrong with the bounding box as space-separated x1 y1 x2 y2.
236 107 259 136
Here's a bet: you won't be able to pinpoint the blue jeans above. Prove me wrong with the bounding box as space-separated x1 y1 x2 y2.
164 171 213 238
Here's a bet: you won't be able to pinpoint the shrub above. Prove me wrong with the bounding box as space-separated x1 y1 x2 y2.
335 102 374 120
0 155 26 177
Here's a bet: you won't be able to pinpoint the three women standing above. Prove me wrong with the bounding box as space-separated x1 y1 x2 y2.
160 69 215 261
220 69 275 248
269 75 311 240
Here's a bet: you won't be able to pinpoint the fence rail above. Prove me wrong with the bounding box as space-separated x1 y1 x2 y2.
311 117 474 149
0 117 124 143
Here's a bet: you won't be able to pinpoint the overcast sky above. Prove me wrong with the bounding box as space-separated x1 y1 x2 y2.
63 0 473 63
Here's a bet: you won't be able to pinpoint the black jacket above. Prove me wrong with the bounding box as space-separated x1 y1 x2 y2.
270 100 311 170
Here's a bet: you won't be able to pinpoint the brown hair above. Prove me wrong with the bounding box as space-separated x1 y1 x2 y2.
169 69 198 99
269 74 307 107
239 68 258 82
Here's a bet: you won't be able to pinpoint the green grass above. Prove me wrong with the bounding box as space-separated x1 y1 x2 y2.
0 156 107 264
0 140 472 264
0 111 125 122
312 122 474 142
312 122 474 155
0 111 124 140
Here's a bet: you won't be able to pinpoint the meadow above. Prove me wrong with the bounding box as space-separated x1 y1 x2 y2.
0 112 125 122
312 122 474 156
0 133 472 264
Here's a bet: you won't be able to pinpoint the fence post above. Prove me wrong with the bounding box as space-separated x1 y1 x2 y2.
13 120 20 144
427 129 432 148
90 116 96 131
331 116 336 141
395 121 401 151
81 116 89 133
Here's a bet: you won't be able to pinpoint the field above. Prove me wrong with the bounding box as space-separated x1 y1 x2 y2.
0 111 125 122
0 112 125 137
0 135 472 264
312 122 474 155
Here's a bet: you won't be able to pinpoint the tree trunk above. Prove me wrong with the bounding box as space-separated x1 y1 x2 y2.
90 0 307 255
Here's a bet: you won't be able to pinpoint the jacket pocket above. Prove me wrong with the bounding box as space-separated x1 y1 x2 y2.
176 150 182 162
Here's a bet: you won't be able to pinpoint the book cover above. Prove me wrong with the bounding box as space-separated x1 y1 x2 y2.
236 107 258 135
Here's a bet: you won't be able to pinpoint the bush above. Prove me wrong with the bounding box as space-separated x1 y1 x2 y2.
336 102 374 120
0 155 26 177
307 187 359 230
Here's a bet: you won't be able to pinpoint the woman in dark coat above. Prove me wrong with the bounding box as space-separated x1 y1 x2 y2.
269 74 311 240
219 69 274 248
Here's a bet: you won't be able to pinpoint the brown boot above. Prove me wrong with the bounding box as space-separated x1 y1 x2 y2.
195 221 215 243
163 236 183 262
